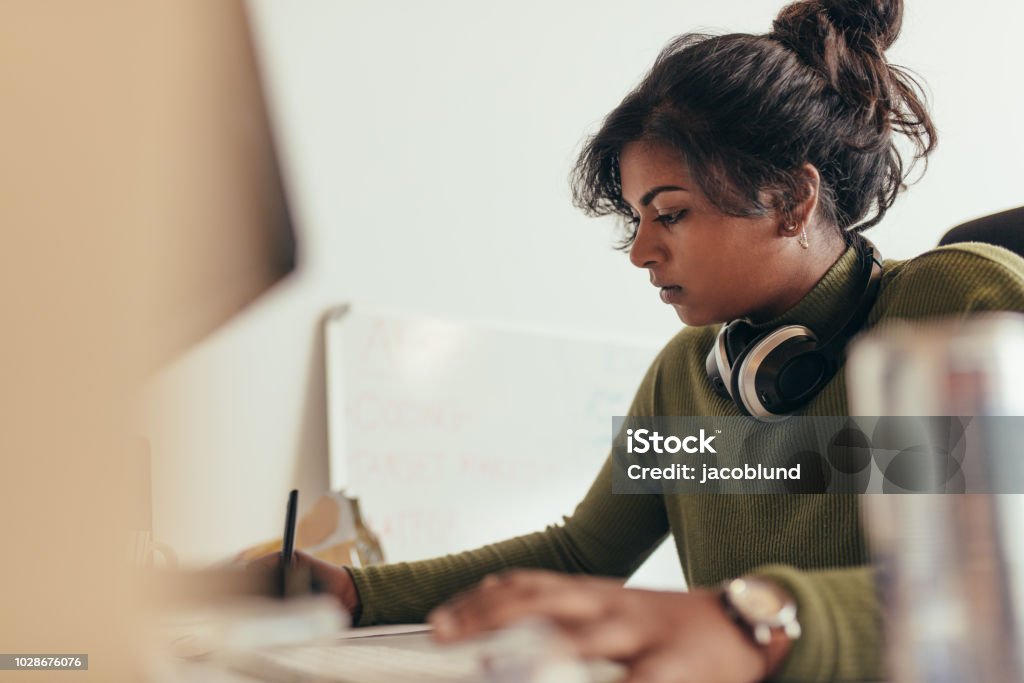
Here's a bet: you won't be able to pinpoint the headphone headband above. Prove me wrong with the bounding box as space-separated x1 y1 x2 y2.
814 237 883 360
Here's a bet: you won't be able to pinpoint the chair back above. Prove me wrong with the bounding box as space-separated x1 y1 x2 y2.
939 207 1024 257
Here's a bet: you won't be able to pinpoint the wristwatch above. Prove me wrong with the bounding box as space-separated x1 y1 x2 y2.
720 576 802 648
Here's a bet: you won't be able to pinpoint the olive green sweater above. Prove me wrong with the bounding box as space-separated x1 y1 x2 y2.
347 242 1024 682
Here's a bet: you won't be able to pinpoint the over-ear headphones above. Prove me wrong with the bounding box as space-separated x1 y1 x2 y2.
705 236 883 421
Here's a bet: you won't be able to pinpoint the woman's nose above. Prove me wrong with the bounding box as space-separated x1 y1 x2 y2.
628 220 663 269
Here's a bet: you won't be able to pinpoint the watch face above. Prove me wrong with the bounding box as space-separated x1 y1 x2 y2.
729 578 792 624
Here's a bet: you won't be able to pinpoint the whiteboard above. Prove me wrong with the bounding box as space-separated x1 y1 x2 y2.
325 305 685 589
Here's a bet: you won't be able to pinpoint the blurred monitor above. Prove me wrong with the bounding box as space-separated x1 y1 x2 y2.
148 0 298 359
0 2 298 678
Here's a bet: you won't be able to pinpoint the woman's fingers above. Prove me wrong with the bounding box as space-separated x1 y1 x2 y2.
433 582 768 683
562 613 653 662
248 551 283 570
429 571 618 642
623 652 697 683
240 550 359 613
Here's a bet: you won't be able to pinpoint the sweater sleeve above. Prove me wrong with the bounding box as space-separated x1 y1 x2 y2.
346 355 672 626
747 243 1024 682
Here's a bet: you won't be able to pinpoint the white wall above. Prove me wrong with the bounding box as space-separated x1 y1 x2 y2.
140 0 1024 568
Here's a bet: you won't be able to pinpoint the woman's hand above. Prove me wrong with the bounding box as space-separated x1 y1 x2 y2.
427 570 775 683
246 550 361 618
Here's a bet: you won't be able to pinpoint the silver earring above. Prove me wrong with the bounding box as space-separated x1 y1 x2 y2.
799 227 809 249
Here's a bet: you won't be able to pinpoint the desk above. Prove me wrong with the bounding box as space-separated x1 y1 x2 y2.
155 632 891 682
156 629 626 682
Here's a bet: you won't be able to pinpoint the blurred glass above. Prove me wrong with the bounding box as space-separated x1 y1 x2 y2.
849 313 1024 682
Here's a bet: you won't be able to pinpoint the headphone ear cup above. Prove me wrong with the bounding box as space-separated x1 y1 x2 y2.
705 325 734 400
773 346 832 407
731 326 820 419
707 237 881 418
728 342 756 417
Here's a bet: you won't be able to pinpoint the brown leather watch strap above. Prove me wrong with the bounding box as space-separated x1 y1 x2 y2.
718 590 794 678
761 629 794 678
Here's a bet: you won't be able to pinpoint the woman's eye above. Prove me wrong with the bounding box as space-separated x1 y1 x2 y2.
655 209 687 226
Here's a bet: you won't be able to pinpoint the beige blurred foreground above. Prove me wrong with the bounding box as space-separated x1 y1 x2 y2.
0 1 293 680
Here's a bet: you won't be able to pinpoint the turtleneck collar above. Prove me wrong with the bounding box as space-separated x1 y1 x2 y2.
745 243 863 337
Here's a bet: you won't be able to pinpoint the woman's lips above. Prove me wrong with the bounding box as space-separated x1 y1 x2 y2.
659 285 683 304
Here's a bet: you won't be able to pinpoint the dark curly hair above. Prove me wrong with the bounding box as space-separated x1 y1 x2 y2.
570 0 936 249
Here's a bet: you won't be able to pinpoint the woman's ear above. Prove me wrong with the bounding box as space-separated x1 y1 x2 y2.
769 163 822 237
791 163 821 230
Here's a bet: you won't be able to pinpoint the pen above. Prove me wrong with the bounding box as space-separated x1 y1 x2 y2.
280 489 298 597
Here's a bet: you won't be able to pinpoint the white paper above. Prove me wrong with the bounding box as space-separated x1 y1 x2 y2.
335 624 433 640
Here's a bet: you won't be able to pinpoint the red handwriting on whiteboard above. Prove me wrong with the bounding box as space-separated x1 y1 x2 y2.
346 391 470 433
351 447 452 482
369 507 461 548
357 319 464 374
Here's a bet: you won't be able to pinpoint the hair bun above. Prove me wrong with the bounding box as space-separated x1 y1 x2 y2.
821 0 902 51
772 0 903 55
770 0 906 98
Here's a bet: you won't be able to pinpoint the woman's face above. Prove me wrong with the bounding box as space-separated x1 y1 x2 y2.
619 141 808 327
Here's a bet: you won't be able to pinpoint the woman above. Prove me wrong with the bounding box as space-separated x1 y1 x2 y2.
264 1 1024 680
